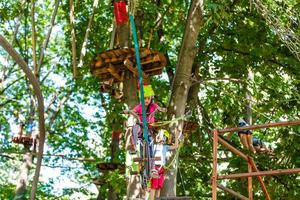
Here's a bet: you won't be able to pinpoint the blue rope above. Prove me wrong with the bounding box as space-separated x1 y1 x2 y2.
129 15 149 143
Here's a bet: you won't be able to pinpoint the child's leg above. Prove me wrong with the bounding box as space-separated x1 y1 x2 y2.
247 134 256 153
240 134 249 149
150 189 156 200
156 189 161 197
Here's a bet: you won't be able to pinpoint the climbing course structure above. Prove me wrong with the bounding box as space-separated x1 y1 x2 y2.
211 120 300 200
90 48 166 86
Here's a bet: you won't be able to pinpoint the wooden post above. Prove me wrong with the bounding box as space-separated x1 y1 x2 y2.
217 184 249 200
248 158 271 200
212 129 218 200
123 58 148 79
217 136 248 160
248 160 253 200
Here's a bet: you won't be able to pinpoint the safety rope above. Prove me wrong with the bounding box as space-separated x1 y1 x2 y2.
129 15 149 144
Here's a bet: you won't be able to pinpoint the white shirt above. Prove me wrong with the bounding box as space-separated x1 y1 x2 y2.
153 144 169 166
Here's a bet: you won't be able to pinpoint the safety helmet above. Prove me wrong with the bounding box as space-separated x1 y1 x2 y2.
238 119 248 127
139 84 155 98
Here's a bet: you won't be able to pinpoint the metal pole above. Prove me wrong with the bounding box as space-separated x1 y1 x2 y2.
248 158 271 200
218 168 300 180
217 119 300 134
217 184 249 200
248 161 253 200
212 129 218 200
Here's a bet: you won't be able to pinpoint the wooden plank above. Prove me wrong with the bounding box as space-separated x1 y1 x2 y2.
212 130 218 200
133 156 161 162
248 162 253 200
217 184 249 200
217 136 248 161
92 67 109 75
143 66 164 73
107 64 122 81
248 158 271 200
218 119 300 134
218 168 300 180
124 59 148 79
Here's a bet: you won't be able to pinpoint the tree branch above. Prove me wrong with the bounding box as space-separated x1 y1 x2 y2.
31 0 37 77
0 35 45 200
78 0 99 68
69 0 78 78
37 0 60 74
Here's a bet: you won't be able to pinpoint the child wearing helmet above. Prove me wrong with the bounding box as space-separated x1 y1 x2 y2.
149 129 177 200
133 84 161 124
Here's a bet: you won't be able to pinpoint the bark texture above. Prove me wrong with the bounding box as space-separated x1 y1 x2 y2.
15 146 32 200
0 35 46 200
163 0 204 197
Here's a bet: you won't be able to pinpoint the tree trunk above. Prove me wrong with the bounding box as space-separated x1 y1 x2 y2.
163 0 204 197
15 145 32 200
246 68 254 125
0 35 46 200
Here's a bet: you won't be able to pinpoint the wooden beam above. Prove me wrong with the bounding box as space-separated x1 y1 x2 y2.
248 162 253 200
124 59 148 79
217 136 248 160
218 168 300 180
218 119 300 134
217 184 249 200
133 156 161 162
107 64 122 81
248 158 271 200
212 130 218 200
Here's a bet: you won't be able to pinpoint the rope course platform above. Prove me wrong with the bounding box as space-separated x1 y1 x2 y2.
96 162 125 174
12 135 35 145
90 48 167 82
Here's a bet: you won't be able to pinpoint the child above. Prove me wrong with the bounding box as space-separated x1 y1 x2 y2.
149 129 177 200
133 84 162 125
133 84 165 156
252 137 272 154
238 119 256 153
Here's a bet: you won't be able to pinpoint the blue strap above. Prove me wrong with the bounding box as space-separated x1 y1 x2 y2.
129 15 149 143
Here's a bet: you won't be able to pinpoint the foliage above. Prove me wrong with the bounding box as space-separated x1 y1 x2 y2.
0 0 300 199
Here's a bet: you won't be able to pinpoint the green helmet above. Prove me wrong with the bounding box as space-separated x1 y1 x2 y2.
139 85 154 98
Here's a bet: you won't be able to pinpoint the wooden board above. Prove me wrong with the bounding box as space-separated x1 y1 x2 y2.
96 162 125 174
91 48 167 82
12 136 34 145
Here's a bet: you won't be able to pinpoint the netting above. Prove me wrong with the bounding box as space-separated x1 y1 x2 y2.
252 0 300 62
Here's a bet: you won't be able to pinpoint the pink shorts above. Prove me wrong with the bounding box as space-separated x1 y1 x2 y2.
150 166 165 189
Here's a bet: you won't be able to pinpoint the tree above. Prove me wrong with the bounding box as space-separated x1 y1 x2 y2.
0 0 300 199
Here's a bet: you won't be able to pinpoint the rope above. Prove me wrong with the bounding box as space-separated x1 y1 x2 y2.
178 163 187 196
164 142 183 171
129 15 149 144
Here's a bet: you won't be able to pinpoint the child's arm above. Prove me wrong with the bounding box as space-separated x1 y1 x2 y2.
168 143 179 150
157 106 167 112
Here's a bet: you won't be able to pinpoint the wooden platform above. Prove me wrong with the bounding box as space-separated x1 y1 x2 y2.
90 48 167 82
12 136 34 145
183 121 198 134
96 162 125 174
